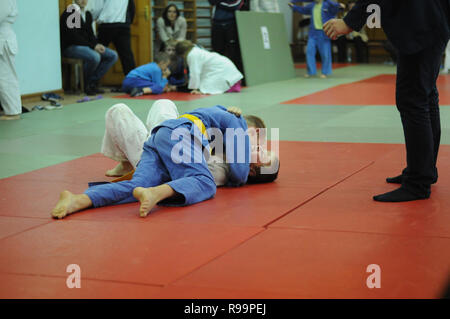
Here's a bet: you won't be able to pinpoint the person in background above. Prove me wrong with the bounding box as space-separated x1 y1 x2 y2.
60 0 118 96
160 39 187 90
250 0 280 13
156 4 187 53
0 0 21 121
175 40 243 95
289 0 345 78
208 0 245 75
444 40 450 74
87 0 136 76
121 52 175 97
324 0 450 202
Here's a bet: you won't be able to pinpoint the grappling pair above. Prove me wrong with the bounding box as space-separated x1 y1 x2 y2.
51 100 280 219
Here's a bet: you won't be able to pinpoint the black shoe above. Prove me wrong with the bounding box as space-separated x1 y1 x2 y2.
130 87 144 97
85 87 97 96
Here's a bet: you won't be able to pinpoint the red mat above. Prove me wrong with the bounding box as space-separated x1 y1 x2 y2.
283 74 450 105
295 63 357 70
1 141 449 298
114 91 208 101
170 228 450 298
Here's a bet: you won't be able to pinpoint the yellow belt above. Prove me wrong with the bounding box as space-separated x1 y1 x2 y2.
179 114 209 139
113 114 210 183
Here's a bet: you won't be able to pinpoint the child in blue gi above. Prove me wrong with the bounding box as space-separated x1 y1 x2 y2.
51 106 279 219
289 0 344 78
122 52 176 97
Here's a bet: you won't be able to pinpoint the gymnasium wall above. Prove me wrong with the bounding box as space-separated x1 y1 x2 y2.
13 0 62 96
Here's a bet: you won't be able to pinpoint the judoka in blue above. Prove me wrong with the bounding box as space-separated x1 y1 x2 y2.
84 105 251 209
290 0 342 76
122 62 168 94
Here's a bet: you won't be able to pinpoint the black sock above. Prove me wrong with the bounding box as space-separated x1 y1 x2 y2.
386 174 403 184
373 187 429 202
386 174 437 184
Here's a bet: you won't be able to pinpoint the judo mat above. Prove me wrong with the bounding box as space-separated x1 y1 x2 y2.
1 141 449 298
114 91 209 101
283 74 450 106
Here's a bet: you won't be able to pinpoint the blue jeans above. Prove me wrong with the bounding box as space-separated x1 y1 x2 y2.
63 45 118 87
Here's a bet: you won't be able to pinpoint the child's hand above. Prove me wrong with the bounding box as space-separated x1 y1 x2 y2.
191 89 202 95
227 106 242 117
163 68 171 78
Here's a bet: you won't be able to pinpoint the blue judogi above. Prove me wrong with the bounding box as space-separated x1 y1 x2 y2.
85 105 251 208
122 62 168 94
291 0 341 76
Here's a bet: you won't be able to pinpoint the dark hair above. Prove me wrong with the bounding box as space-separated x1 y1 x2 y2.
175 40 194 57
162 4 180 27
154 52 171 64
247 162 280 184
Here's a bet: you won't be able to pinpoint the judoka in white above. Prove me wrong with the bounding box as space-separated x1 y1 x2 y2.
102 100 230 186
0 0 21 120
176 41 244 95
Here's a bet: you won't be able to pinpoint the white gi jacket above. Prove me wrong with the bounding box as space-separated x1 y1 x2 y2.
0 0 18 56
187 47 243 95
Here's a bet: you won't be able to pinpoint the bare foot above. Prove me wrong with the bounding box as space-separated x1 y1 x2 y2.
51 191 91 219
0 115 21 121
106 162 133 177
320 74 328 79
133 187 159 218
304 74 311 78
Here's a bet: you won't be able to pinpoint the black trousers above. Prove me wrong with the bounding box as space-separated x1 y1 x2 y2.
211 20 244 75
395 38 447 196
98 26 136 76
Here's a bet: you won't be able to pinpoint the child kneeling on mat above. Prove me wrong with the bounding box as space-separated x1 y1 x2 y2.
122 53 177 97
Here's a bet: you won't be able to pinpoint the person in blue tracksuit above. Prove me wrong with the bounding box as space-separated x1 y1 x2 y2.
289 0 344 78
51 106 274 219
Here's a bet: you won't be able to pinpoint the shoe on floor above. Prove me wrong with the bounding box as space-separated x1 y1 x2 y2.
130 87 144 97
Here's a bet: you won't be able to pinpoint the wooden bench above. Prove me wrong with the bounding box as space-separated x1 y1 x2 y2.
61 58 85 93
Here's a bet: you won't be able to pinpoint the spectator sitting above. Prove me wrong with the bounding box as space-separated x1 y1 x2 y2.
60 0 118 96
122 52 175 97
156 4 187 51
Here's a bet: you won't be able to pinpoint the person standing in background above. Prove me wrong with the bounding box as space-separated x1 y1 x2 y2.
324 0 450 202
0 0 21 121
87 0 136 76
208 0 245 75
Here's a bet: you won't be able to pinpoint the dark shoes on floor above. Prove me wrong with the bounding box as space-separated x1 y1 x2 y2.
86 84 105 96
386 174 437 185
130 87 144 97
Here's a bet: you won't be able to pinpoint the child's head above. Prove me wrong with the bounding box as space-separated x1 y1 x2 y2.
161 39 178 57
175 40 194 59
154 52 171 72
244 115 280 184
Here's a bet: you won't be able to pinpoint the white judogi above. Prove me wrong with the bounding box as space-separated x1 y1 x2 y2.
86 0 128 24
445 40 450 74
187 46 243 95
250 0 280 13
101 100 230 186
0 0 21 116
